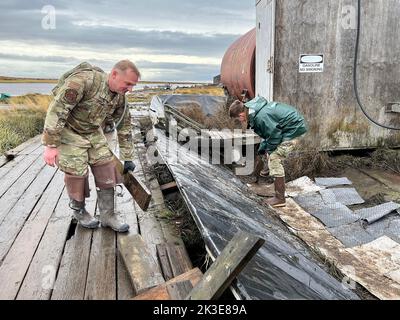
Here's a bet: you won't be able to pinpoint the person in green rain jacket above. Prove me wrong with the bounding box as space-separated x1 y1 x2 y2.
229 96 307 207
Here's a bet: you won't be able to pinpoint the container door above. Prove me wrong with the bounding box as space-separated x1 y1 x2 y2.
256 0 275 101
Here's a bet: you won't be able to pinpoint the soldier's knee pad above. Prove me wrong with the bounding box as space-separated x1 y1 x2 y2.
64 173 90 202
91 161 123 190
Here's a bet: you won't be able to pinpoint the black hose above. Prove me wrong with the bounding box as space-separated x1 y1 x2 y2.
354 0 400 130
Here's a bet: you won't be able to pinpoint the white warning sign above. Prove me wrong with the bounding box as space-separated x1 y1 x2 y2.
299 54 324 73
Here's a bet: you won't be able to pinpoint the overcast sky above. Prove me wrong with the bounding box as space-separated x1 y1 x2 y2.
0 0 255 82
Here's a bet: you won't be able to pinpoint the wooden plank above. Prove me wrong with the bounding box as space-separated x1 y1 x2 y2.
186 231 265 300
131 139 166 260
118 234 165 295
167 280 193 300
0 152 41 198
132 284 171 300
51 175 97 300
132 113 186 266
6 135 41 154
51 226 93 300
0 164 57 263
156 244 174 281
116 185 140 300
166 243 193 277
0 152 27 180
0 155 47 227
112 153 151 211
132 267 203 300
160 181 177 192
84 228 116 300
16 190 72 300
218 130 233 140
0 171 64 299
134 136 182 246
0 154 15 168
117 251 135 300
0 135 41 168
157 243 193 281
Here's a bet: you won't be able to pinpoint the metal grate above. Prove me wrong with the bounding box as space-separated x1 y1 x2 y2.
320 188 365 206
311 202 359 228
315 177 352 187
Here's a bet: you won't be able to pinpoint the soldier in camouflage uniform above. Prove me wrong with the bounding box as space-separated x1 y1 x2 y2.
229 97 307 207
42 60 140 232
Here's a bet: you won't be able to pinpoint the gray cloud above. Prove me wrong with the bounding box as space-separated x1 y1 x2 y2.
0 6 240 57
0 54 220 82
0 0 255 81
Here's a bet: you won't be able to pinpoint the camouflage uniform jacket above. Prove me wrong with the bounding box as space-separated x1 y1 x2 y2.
42 62 134 160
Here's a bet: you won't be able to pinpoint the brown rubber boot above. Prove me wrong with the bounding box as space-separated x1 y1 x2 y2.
265 176 286 207
65 174 100 229
69 199 100 229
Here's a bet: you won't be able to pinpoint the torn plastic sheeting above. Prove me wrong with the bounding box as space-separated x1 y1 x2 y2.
311 203 360 228
354 202 400 227
315 177 352 187
154 129 358 300
320 188 365 206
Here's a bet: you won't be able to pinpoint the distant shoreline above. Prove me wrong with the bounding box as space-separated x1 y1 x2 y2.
0 78 58 84
0 76 208 85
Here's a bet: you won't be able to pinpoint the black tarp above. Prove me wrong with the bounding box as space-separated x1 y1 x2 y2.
154 129 359 300
150 94 227 118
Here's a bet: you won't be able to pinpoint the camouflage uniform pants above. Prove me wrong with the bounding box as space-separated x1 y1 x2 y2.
268 139 299 178
57 126 114 176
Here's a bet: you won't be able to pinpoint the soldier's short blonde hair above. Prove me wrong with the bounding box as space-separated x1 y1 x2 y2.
113 60 141 79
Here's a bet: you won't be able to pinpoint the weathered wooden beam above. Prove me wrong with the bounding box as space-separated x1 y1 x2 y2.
167 280 193 300
156 243 193 281
186 231 265 300
166 243 193 277
112 154 152 211
16 190 72 300
84 227 116 300
0 171 64 300
156 244 174 281
118 234 165 295
132 267 203 300
160 181 178 192
0 135 42 168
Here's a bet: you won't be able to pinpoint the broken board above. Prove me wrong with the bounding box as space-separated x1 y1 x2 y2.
118 234 165 294
186 231 264 300
112 155 151 211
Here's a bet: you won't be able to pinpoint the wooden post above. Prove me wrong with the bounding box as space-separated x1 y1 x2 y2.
186 231 265 300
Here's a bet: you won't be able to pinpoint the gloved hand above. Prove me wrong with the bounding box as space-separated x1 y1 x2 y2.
123 161 136 174
103 123 115 133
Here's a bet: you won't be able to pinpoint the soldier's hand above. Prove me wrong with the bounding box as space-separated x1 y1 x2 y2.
44 146 59 167
123 161 136 174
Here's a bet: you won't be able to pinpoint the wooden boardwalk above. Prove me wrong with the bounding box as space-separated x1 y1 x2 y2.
0 108 188 300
